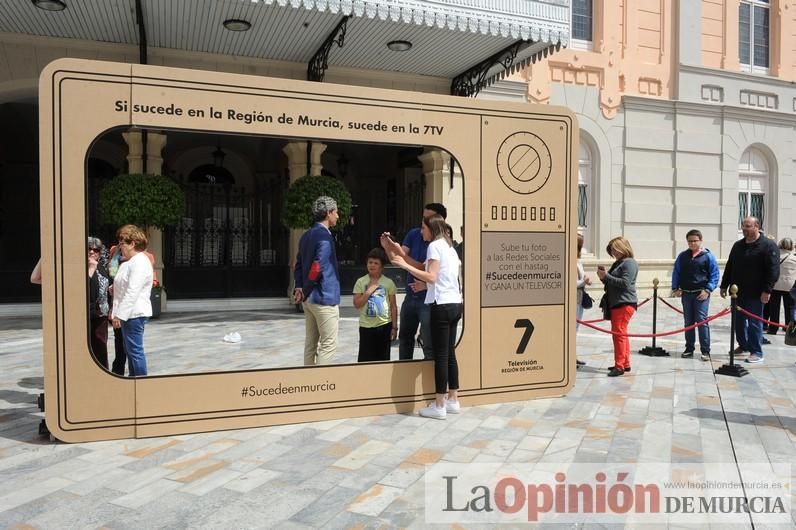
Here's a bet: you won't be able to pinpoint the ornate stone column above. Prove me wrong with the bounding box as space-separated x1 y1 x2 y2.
122 129 144 173
283 141 309 183
418 148 463 241
419 148 450 206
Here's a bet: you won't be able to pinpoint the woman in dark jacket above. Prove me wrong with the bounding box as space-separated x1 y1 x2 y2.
597 236 638 377
88 236 111 370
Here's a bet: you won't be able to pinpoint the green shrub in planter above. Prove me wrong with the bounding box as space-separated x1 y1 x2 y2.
98 173 185 230
282 175 352 230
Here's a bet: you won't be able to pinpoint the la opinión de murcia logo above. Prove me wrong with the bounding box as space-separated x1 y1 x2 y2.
425 464 791 524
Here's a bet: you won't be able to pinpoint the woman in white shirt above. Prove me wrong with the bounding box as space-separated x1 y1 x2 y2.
385 214 462 420
110 225 153 377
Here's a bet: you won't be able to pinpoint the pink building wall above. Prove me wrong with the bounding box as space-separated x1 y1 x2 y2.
523 0 674 119
520 0 796 118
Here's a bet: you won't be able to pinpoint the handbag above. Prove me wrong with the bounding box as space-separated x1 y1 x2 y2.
785 321 796 347
599 295 611 320
581 290 594 309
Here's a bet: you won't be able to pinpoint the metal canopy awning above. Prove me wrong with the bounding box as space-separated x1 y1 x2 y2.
1 0 569 95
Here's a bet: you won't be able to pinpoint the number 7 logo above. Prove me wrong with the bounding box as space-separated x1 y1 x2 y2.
514 319 535 354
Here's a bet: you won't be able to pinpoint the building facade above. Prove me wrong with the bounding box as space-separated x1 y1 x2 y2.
2 0 795 303
492 0 795 288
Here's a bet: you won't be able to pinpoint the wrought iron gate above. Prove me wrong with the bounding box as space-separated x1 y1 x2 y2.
164 182 288 299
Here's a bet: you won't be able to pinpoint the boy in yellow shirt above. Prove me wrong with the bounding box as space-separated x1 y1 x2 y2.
353 248 398 362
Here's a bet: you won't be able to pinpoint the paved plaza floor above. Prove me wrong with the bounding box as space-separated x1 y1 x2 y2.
1 296 796 528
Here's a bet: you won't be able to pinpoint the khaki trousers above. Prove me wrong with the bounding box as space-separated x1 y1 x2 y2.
303 302 339 365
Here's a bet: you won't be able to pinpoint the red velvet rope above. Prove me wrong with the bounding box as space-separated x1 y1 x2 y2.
576 308 731 337
658 296 685 314
579 297 652 324
736 306 789 329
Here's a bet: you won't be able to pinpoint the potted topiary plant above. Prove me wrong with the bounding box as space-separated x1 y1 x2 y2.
98 173 185 230
99 173 185 317
282 175 352 230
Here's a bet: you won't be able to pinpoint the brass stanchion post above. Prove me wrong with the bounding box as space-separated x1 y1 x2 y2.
716 284 749 377
639 278 669 356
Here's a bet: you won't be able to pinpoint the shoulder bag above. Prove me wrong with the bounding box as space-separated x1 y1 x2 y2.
581 290 594 309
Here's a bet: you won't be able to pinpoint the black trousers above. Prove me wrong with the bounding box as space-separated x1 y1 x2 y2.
111 325 127 375
358 323 392 362
768 290 795 333
89 316 109 370
430 303 462 395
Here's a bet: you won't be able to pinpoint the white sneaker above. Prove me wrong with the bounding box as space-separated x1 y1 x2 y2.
445 399 461 414
419 403 446 420
700 353 711 361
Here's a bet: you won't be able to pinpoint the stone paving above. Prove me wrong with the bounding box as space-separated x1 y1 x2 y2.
1 295 796 528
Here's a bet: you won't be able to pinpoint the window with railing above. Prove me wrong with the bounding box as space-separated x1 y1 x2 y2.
739 0 769 73
578 140 594 253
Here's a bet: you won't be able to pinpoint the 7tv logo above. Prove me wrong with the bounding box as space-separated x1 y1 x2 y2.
514 319 534 354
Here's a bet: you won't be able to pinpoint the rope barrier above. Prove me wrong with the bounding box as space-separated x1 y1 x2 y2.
658 297 684 315
736 306 789 329
578 297 652 325
576 308 731 338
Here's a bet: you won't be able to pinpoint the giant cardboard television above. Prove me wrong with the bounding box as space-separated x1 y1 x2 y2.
39 59 577 442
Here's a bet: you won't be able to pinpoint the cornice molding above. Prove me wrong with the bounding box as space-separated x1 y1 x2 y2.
623 95 796 126
679 63 796 90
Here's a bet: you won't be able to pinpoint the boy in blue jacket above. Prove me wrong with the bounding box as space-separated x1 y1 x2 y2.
671 229 720 361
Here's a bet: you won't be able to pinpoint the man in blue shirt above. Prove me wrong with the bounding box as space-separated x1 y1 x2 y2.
294 196 341 365
394 203 447 360
671 229 720 361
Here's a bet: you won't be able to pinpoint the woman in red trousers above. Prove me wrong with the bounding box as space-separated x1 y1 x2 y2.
597 237 639 377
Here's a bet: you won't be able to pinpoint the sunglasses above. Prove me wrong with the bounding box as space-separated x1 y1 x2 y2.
88 247 101 252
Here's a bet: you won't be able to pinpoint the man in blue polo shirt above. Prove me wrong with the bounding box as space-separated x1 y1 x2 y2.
394 203 447 360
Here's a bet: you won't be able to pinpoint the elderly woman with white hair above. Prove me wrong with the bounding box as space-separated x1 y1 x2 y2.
87 236 111 369
767 237 796 334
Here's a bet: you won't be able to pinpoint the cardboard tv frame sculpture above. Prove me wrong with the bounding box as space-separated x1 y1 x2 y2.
40 59 577 442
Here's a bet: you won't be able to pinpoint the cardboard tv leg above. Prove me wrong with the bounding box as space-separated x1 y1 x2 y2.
39 59 578 442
